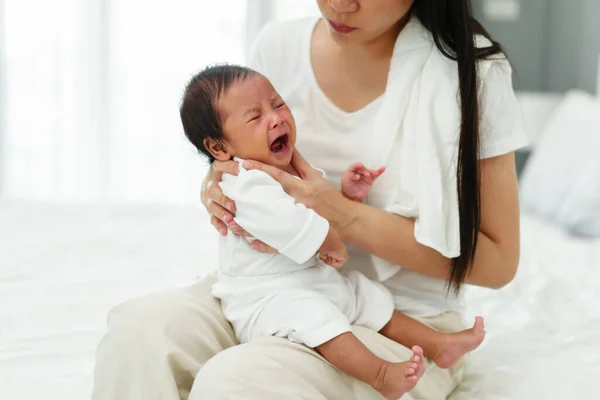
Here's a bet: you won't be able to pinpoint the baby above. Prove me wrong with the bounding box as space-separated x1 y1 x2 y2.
180 64 485 399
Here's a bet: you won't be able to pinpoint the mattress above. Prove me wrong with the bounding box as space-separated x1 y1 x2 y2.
1 201 598 399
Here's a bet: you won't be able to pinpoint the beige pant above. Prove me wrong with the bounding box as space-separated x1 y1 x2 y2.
92 274 466 400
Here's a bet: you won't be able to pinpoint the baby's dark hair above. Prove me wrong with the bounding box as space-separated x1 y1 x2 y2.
180 64 257 162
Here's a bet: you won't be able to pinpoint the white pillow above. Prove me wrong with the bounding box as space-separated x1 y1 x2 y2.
520 91 600 237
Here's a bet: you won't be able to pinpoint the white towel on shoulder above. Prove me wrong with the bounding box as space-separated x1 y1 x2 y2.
365 16 506 281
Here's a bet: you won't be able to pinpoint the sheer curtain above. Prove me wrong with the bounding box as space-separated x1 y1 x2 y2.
0 0 321 204
106 0 248 204
0 0 247 204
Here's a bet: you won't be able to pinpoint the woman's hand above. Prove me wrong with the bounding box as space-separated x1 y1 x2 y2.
202 159 248 237
243 149 353 251
242 149 337 211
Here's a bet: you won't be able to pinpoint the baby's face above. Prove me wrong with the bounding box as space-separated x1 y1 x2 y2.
219 74 296 169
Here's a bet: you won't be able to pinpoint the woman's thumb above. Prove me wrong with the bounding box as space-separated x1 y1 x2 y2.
291 149 316 179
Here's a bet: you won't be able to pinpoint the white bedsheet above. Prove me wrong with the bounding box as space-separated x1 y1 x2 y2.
1 201 598 399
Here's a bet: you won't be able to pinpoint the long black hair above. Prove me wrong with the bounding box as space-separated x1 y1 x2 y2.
413 0 504 293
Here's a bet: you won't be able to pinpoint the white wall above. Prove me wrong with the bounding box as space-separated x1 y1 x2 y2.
474 0 600 94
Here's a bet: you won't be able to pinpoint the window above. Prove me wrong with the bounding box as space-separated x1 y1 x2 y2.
1 0 248 203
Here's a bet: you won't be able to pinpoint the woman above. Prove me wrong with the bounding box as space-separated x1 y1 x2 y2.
92 1 527 399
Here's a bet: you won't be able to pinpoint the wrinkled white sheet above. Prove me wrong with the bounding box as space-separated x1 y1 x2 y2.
1 201 598 399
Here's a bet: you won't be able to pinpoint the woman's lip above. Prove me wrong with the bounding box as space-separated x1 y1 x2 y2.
328 20 357 34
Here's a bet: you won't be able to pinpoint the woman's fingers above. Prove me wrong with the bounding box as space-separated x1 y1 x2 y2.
210 209 249 237
205 171 237 237
208 200 233 225
213 170 224 184
229 222 251 237
250 240 279 254
212 159 240 176
211 215 228 236
209 200 253 237
290 149 311 176
207 182 235 212
207 160 239 210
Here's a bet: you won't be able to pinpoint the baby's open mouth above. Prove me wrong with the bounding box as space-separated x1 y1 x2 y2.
269 133 289 153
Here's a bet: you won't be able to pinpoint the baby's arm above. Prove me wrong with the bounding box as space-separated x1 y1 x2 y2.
221 168 346 266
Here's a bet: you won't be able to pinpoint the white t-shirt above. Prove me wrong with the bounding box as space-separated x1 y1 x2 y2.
247 17 528 317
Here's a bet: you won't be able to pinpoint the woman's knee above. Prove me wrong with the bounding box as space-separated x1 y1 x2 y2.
192 343 292 399
93 276 234 399
106 290 181 337
191 345 255 395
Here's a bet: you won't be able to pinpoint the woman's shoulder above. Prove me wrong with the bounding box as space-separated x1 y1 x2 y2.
428 35 512 93
475 34 511 72
429 35 526 156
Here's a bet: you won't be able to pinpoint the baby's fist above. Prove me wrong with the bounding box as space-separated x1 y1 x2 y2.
319 246 349 269
341 163 385 202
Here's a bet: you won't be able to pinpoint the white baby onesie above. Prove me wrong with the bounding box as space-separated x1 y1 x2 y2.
212 160 394 347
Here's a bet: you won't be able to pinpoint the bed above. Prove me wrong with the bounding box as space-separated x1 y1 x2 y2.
1 199 599 399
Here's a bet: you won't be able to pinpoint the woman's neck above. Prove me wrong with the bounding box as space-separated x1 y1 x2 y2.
310 14 412 113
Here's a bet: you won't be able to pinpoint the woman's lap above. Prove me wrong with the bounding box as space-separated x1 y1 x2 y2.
92 274 465 400
92 274 237 400
192 323 464 400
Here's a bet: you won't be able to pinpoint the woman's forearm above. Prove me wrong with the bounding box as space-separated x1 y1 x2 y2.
331 197 451 280
321 192 517 289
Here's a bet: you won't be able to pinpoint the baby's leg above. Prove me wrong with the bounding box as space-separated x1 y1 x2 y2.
380 311 485 368
248 289 425 399
316 332 425 400
342 269 484 369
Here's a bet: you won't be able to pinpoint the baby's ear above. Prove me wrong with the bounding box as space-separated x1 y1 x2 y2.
203 138 231 161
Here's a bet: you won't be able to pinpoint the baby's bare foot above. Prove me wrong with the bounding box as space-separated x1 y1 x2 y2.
375 346 426 400
411 345 426 379
433 316 486 369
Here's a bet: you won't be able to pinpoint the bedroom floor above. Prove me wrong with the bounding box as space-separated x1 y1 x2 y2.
1 201 599 399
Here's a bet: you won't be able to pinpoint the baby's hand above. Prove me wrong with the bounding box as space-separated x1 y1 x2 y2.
319 228 349 268
319 246 349 269
341 163 385 202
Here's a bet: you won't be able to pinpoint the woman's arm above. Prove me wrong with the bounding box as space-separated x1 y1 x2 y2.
246 151 521 289
326 153 520 289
